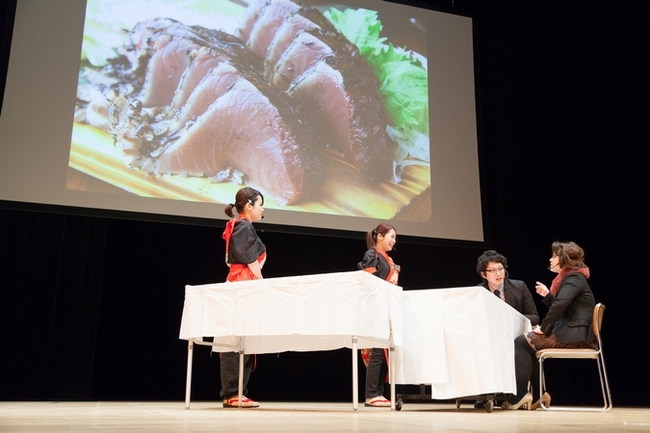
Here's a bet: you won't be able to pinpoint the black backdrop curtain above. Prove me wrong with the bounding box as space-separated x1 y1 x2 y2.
1 202 649 405
0 208 489 402
0 210 106 400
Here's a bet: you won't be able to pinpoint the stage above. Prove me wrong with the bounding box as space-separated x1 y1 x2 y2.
1 401 648 432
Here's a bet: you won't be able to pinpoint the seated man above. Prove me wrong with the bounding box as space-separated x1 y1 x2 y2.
476 249 539 325
474 249 540 408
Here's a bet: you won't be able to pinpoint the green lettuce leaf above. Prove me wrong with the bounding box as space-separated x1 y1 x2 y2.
325 7 429 175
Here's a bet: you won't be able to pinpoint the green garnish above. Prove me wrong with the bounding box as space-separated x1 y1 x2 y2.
325 8 429 142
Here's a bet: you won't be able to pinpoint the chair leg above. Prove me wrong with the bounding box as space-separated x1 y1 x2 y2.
538 356 548 409
596 354 613 410
537 353 612 411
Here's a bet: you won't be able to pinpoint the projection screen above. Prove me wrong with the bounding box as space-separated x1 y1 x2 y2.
0 0 482 242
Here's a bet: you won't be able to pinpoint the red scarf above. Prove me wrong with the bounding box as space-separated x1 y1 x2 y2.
377 248 399 285
550 266 590 296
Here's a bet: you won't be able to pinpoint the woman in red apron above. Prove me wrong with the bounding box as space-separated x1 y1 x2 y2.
220 187 266 408
357 223 400 407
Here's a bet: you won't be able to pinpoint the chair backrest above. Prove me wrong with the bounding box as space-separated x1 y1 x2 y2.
592 303 606 338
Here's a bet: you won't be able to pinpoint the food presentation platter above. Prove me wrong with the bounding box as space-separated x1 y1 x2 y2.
69 0 431 221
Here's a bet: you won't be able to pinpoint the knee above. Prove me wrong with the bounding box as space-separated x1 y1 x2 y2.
514 334 532 352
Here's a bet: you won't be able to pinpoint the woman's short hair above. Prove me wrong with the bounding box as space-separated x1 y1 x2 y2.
552 241 586 270
476 250 508 275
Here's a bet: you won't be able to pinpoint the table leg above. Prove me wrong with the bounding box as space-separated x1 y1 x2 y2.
389 344 396 411
185 340 194 410
352 336 358 412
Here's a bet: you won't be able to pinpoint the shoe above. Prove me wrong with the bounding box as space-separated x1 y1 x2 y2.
222 396 260 408
530 392 552 410
500 392 533 410
364 396 391 407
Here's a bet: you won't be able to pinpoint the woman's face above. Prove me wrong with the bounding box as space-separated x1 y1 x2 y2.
376 229 397 253
246 196 264 222
549 253 561 273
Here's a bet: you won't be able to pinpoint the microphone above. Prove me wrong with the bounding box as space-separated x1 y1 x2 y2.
392 245 397 251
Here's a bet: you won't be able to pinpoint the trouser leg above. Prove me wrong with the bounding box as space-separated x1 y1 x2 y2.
512 334 534 402
220 352 254 400
365 348 388 399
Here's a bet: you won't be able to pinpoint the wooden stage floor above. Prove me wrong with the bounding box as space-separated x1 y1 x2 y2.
1 401 649 432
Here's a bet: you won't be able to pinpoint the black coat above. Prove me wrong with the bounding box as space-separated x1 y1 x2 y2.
481 278 540 325
540 272 595 343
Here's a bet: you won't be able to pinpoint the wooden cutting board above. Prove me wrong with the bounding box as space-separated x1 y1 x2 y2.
69 122 431 221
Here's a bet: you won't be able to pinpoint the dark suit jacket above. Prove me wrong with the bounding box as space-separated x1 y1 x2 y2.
481 278 540 325
540 272 595 343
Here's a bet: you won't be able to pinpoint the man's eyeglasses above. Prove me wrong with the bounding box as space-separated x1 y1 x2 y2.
485 267 505 274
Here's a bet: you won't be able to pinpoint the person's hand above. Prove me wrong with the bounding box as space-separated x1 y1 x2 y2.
535 281 549 297
532 325 544 335
248 260 263 279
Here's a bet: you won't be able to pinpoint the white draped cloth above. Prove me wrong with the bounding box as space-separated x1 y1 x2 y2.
394 286 531 399
179 276 529 402
179 270 403 353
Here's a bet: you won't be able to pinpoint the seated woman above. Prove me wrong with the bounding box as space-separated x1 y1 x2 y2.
502 241 597 410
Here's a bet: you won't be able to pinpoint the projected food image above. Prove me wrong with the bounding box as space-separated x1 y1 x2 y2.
71 0 430 219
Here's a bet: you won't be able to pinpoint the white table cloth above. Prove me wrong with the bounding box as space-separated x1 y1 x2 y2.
180 270 403 351
179 270 403 409
394 286 531 399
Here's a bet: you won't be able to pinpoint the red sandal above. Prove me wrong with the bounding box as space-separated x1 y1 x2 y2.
222 396 260 408
364 397 391 407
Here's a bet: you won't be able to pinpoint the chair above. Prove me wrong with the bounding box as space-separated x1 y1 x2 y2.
536 303 613 411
